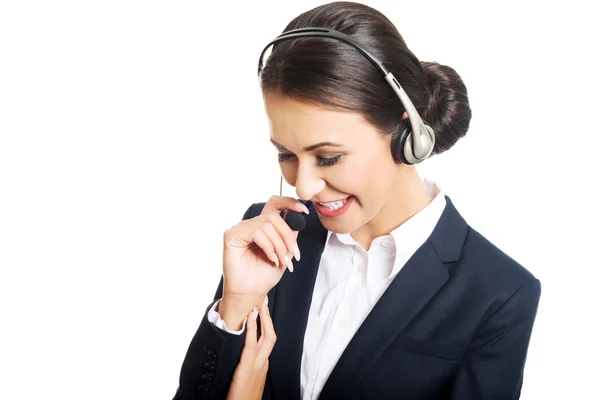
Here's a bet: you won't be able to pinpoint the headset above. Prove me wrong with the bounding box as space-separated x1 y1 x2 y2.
257 27 435 165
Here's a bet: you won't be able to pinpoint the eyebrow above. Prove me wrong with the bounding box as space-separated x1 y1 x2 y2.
270 139 344 152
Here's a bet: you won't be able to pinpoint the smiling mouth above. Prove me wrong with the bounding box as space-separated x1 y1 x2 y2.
312 196 354 218
317 197 350 211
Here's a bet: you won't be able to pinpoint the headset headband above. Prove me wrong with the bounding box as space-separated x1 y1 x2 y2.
257 27 435 162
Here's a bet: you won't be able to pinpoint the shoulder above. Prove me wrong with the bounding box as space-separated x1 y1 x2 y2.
432 196 539 296
456 224 541 314
461 225 538 283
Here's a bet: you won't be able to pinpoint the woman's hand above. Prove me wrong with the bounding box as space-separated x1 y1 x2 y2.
226 297 276 400
219 196 308 329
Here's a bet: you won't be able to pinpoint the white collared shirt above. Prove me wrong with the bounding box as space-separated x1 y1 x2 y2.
208 180 447 400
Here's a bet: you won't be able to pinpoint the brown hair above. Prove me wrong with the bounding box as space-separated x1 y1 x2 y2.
259 1 472 159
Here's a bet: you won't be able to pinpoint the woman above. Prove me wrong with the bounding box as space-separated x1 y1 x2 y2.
173 2 541 399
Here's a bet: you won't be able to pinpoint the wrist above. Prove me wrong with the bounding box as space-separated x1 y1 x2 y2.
219 294 264 330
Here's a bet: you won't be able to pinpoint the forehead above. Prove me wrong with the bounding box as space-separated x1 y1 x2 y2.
263 94 375 144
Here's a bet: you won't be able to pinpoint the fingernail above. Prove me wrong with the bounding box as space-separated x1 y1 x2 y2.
297 202 310 214
284 254 294 272
271 252 279 267
252 307 258 320
292 244 301 261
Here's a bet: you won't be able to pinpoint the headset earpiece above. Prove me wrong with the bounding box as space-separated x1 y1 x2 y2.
395 125 413 165
397 123 435 165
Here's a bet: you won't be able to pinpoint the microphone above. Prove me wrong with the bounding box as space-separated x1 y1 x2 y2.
283 210 306 231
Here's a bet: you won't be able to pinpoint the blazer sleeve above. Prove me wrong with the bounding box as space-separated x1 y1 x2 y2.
451 278 542 399
173 203 258 400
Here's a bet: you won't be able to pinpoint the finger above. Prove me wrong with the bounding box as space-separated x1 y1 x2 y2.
244 307 258 350
257 302 277 362
223 199 307 251
267 213 301 262
261 195 310 216
262 222 294 272
252 228 280 267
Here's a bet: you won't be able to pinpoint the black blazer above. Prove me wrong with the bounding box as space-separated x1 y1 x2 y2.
173 196 541 400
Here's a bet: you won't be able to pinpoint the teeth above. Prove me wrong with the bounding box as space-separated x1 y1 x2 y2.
319 198 348 211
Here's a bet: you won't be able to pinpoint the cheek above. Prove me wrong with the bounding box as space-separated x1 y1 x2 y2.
345 154 388 186
336 168 367 192
342 159 396 201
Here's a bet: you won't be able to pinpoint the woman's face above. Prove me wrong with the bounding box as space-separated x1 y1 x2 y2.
264 93 404 235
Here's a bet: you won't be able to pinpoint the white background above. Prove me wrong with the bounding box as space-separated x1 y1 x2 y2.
1 1 598 398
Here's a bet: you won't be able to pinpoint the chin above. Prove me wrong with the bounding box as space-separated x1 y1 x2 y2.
319 217 358 235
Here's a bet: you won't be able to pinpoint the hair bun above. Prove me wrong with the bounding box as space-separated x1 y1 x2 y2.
420 61 472 155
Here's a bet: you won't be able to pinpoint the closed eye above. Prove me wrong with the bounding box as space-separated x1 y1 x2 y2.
277 153 342 167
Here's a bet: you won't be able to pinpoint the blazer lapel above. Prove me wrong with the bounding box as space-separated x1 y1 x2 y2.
319 196 467 399
269 210 328 400
318 241 449 399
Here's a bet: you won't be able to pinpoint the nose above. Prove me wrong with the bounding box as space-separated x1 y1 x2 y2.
293 163 326 201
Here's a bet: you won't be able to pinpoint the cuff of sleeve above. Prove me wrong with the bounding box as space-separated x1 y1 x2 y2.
207 299 247 335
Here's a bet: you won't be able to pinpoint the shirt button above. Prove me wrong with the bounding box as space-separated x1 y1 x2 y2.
358 263 366 273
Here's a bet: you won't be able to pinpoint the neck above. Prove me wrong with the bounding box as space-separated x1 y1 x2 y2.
351 166 432 251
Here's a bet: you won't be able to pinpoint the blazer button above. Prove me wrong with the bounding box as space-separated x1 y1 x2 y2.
198 385 209 399
207 350 217 365
200 374 212 386
204 362 215 376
